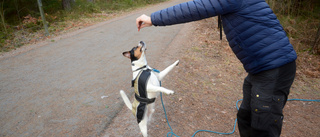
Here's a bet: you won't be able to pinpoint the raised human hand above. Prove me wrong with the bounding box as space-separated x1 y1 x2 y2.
136 14 152 31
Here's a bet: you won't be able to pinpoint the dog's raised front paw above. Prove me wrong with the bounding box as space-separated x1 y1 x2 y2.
166 90 174 95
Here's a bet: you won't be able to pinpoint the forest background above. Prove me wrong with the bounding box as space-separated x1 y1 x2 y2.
0 0 319 56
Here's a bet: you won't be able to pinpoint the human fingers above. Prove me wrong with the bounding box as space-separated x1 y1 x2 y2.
136 14 152 31
136 15 145 31
136 15 143 31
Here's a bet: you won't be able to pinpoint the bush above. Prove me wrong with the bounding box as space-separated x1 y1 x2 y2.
267 0 320 54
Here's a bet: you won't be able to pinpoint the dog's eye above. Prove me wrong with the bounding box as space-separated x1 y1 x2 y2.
133 46 138 51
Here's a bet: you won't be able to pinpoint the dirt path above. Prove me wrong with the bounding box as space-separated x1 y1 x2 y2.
0 0 189 136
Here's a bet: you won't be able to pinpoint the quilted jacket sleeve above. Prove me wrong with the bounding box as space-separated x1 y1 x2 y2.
151 0 243 26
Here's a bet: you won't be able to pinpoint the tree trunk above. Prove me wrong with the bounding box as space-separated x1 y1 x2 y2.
0 0 7 34
311 23 320 54
62 0 74 11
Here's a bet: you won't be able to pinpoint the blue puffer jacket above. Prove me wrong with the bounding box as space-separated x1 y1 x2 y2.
151 0 297 74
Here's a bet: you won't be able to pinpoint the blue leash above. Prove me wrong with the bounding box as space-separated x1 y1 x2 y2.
160 93 180 137
160 92 320 137
287 98 320 102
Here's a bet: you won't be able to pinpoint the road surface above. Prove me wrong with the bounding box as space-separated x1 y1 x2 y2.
0 0 189 136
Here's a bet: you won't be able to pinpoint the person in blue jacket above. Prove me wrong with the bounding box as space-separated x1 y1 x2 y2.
136 0 297 136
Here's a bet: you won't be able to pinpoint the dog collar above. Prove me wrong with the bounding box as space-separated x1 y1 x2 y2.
133 65 147 72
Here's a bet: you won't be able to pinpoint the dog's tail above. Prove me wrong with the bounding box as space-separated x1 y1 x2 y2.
120 90 132 110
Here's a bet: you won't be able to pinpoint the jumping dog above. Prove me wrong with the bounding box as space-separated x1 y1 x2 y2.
120 41 179 137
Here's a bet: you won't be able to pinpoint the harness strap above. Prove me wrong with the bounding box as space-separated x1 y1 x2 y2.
135 93 156 104
218 15 222 40
131 80 135 87
133 65 147 72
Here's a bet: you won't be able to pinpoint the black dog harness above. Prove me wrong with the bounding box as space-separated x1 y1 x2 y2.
131 68 156 123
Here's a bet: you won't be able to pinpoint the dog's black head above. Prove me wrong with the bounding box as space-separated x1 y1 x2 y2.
123 41 146 62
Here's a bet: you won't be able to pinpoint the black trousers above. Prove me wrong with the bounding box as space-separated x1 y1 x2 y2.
237 61 296 137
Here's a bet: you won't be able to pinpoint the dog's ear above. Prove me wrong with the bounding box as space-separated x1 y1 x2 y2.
122 51 131 59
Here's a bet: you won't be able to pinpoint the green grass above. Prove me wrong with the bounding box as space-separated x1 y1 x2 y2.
0 0 167 53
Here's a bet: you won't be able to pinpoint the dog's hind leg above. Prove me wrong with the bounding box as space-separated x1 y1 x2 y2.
158 60 179 81
139 117 148 137
147 103 155 122
120 90 132 110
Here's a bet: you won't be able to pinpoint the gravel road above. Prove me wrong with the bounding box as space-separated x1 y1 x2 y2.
0 0 189 136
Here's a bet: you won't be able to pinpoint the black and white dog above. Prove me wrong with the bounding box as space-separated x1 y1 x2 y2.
120 41 179 137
